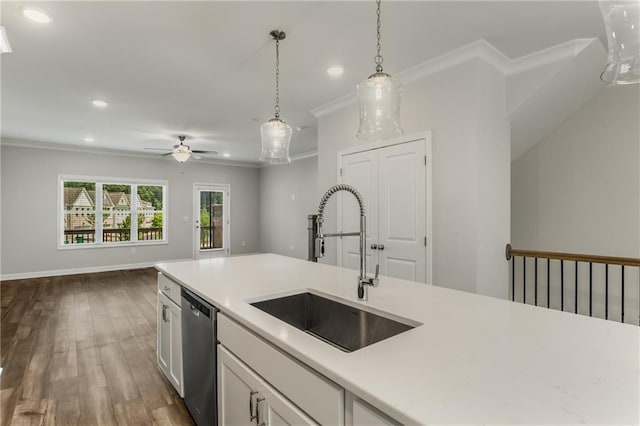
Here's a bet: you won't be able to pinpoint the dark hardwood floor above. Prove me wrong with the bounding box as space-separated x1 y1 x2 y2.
0 268 194 425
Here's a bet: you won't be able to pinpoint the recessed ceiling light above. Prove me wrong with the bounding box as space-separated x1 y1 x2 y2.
326 65 344 77
222 153 231 158
91 99 108 108
21 6 53 24
83 137 95 143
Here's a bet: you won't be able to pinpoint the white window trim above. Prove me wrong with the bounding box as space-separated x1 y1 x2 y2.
58 175 169 250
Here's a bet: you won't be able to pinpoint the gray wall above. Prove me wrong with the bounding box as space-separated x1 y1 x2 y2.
259 156 318 260
315 58 511 298
511 85 640 257
510 85 640 325
1 144 260 277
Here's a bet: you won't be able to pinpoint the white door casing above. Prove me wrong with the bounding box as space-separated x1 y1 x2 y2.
193 183 230 259
337 134 432 284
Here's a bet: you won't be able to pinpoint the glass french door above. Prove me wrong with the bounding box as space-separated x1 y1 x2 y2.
193 184 230 259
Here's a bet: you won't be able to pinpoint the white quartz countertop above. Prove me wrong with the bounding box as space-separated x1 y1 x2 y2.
156 254 640 424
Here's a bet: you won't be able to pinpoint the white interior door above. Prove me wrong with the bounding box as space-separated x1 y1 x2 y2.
378 140 427 282
339 150 378 274
194 184 230 259
339 137 429 284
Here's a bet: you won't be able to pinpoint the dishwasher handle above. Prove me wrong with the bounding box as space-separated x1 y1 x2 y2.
181 288 212 318
189 304 200 317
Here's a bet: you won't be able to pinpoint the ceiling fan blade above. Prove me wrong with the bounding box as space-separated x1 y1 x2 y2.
144 147 172 151
161 152 173 156
192 150 218 155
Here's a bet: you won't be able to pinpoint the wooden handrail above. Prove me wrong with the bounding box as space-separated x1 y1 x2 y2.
505 244 640 267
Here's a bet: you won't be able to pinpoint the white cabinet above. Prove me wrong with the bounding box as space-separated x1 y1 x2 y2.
347 395 400 426
218 314 344 425
339 137 430 283
157 275 183 397
218 346 317 426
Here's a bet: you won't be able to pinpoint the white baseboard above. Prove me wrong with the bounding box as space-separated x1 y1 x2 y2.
0 258 193 281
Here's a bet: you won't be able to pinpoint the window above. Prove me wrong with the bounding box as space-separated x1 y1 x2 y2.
60 176 167 248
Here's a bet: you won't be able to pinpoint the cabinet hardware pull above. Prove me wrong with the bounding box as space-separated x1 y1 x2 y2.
164 285 170 291
161 305 167 322
370 243 378 250
249 390 258 421
256 397 266 426
378 244 385 251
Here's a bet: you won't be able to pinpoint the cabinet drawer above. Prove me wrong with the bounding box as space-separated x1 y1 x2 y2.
218 314 344 426
158 273 181 306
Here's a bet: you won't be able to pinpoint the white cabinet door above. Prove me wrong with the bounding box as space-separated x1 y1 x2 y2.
260 380 317 426
339 138 428 283
351 397 398 426
157 291 183 397
167 300 183 395
157 292 171 374
339 149 379 275
219 346 317 426
378 140 426 282
218 345 257 425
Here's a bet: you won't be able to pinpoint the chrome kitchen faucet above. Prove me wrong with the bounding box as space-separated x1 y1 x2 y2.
308 184 379 301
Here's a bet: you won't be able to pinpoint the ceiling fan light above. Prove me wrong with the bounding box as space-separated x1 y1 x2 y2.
599 0 640 84
171 145 191 162
356 72 404 141
260 118 292 164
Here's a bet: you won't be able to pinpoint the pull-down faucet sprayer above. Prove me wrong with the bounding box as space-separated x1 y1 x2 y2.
309 184 379 301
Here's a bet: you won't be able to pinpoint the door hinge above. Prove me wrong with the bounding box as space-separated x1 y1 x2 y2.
339 168 343 177
424 155 427 166
424 236 427 247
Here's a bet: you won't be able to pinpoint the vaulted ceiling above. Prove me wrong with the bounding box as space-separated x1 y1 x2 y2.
1 1 606 163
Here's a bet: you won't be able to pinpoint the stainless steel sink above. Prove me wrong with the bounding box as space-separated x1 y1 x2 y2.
251 292 419 352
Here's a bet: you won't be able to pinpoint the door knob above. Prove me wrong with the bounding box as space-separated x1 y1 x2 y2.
370 243 378 250
378 244 385 251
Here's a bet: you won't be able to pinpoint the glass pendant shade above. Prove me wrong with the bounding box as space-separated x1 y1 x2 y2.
171 145 190 162
259 117 292 164
356 72 404 141
599 0 640 84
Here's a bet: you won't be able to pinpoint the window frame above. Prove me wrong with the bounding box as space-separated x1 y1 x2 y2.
58 175 168 250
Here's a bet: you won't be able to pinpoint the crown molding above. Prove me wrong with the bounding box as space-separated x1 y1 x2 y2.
310 39 510 118
0 137 261 168
259 150 318 168
310 38 600 118
506 38 598 76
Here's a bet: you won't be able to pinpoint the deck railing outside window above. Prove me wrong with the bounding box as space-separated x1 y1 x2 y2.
63 228 163 244
506 244 640 326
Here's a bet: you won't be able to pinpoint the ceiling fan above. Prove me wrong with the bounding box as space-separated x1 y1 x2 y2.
145 135 217 162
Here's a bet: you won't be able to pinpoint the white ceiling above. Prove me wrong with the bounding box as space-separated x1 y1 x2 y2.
1 1 606 163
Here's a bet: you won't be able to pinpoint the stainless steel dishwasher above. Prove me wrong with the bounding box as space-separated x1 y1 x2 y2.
181 288 218 426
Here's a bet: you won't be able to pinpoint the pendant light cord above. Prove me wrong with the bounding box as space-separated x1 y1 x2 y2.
274 38 281 119
374 0 384 73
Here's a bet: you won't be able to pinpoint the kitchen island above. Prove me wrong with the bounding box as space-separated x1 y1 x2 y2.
156 253 639 424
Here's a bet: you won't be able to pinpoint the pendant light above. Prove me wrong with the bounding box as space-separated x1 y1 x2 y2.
599 0 640 84
356 0 404 142
260 30 292 164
